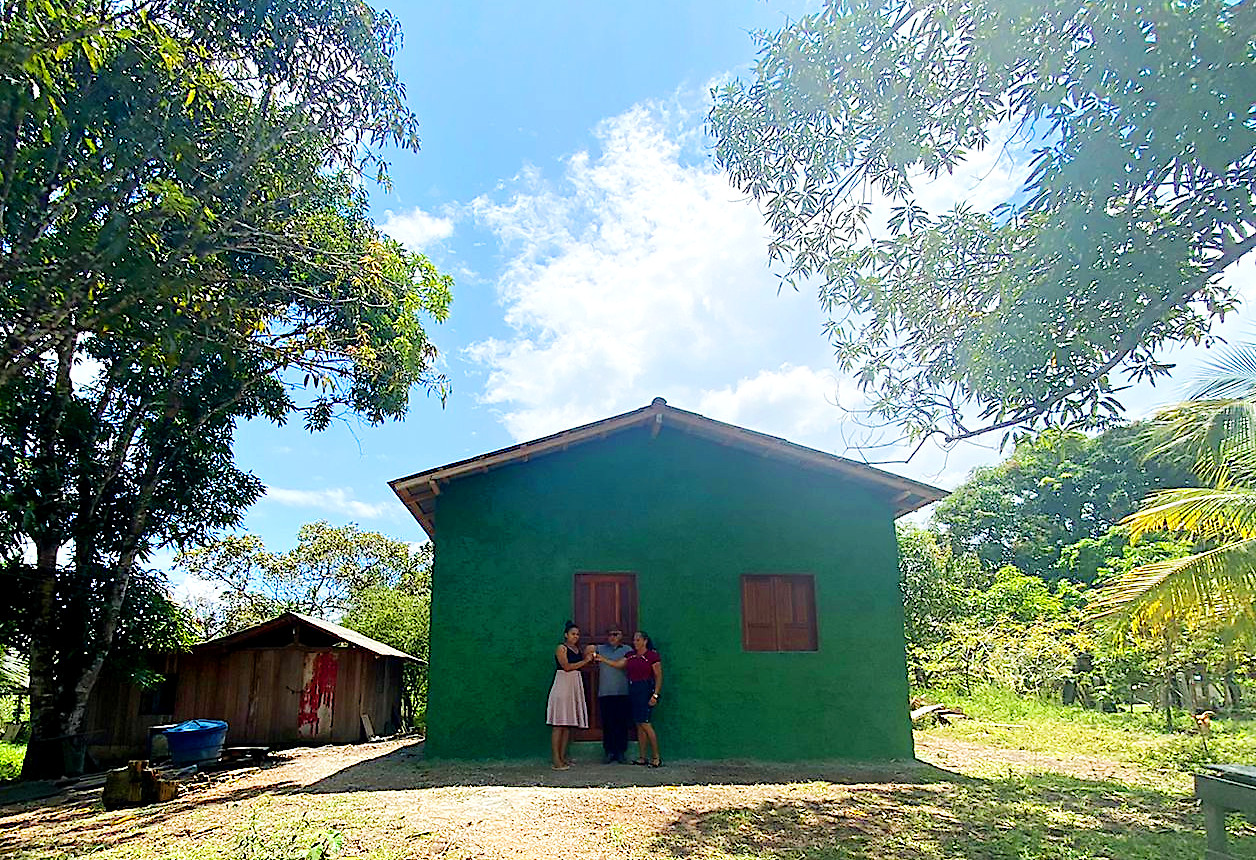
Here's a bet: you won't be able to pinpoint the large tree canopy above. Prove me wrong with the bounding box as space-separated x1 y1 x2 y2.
0 0 451 778
933 425 1195 581
710 0 1256 444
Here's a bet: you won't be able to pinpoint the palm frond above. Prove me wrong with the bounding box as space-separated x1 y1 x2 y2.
1192 345 1256 400
1122 486 1256 543
1089 538 1256 639
1142 399 1256 487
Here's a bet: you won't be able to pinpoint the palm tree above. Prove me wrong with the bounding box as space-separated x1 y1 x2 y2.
1090 346 1256 640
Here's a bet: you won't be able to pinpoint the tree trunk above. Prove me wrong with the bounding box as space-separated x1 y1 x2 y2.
23 542 69 780
21 560 133 780
1226 672 1242 710
68 563 132 733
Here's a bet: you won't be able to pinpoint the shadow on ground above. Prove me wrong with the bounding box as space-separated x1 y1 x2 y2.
0 752 316 858
301 742 969 793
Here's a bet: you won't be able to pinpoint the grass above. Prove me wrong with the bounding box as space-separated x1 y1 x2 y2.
0 742 24 781
646 772 1256 860
915 684 1256 771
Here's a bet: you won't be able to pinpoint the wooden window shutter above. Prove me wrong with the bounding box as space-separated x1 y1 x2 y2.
741 575 779 651
775 575 818 651
741 574 817 652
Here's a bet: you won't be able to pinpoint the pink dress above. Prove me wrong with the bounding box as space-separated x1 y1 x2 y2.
546 647 589 728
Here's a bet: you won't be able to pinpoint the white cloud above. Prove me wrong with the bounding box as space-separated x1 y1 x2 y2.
696 364 862 449
264 486 391 520
169 571 221 607
909 123 1030 217
463 97 1031 483
466 100 835 442
382 205 456 250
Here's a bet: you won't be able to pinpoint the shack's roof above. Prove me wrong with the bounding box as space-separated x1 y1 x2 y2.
390 398 948 538
193 612 420 661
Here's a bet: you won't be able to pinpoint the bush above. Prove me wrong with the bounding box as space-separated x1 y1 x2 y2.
0 743 25 782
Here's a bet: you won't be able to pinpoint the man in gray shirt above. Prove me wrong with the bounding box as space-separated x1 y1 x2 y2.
595 626 633 763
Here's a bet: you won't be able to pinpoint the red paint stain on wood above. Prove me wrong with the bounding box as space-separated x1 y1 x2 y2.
298 653 338 733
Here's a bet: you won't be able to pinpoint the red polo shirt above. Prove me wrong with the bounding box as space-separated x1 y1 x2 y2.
625 649 660 682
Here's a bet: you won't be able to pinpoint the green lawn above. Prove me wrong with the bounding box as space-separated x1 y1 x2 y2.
915 684 1256 771
647 772 1244 860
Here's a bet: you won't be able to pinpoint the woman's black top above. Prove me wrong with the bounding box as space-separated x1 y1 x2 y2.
555 646 581 669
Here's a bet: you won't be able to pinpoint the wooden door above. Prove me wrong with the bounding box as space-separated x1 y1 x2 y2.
573 572 637 741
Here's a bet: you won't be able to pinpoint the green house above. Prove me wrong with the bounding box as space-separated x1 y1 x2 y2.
390 399 945 761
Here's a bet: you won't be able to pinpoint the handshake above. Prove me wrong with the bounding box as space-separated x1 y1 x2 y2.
584 645 600 662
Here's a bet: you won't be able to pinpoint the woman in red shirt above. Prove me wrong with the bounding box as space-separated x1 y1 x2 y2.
623 631 663 767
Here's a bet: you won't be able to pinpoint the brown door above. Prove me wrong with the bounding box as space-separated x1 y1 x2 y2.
573 572 637 741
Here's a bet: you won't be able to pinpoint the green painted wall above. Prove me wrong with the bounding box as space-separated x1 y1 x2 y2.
424 427 913 761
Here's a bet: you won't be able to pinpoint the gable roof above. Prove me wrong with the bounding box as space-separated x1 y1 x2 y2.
390 398 947 538
193 612 420 661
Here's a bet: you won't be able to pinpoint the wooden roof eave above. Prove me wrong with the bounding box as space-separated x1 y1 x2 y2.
656 408 945 516
389 400 947 536
191 612 423 662
389 405 662 538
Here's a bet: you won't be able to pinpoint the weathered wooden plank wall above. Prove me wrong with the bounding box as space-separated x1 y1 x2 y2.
83 656 177 762
85 646 409 761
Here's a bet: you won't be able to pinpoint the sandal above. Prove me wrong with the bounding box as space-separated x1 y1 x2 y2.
552 763 570 771
633 758 648 766
649 759 663 768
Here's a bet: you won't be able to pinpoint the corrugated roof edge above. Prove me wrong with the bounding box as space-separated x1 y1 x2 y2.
389 399 948 538
193 611 423 662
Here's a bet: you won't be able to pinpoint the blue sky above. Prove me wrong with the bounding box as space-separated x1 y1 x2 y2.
174 0 1256 592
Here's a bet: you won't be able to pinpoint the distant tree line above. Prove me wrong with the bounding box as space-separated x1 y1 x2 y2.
903 397 1256 727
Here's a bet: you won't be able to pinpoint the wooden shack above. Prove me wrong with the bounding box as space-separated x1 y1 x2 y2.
85 613 418 763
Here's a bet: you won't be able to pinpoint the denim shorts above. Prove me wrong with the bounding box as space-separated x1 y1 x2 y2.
628 680 655 724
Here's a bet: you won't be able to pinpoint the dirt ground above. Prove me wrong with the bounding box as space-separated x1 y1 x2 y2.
0 734 1207 859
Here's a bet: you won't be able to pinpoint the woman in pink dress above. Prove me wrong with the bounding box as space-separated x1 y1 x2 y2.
546 620 593 769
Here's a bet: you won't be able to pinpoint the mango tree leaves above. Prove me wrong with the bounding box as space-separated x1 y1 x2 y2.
710 0 1256 444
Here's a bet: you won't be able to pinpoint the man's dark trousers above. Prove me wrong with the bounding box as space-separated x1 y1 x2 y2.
600 694 631 759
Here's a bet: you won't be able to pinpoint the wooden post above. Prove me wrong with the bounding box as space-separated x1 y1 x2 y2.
1203 801 1229 859
103 761 147 810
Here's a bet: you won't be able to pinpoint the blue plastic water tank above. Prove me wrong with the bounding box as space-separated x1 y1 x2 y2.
164 719 228 765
